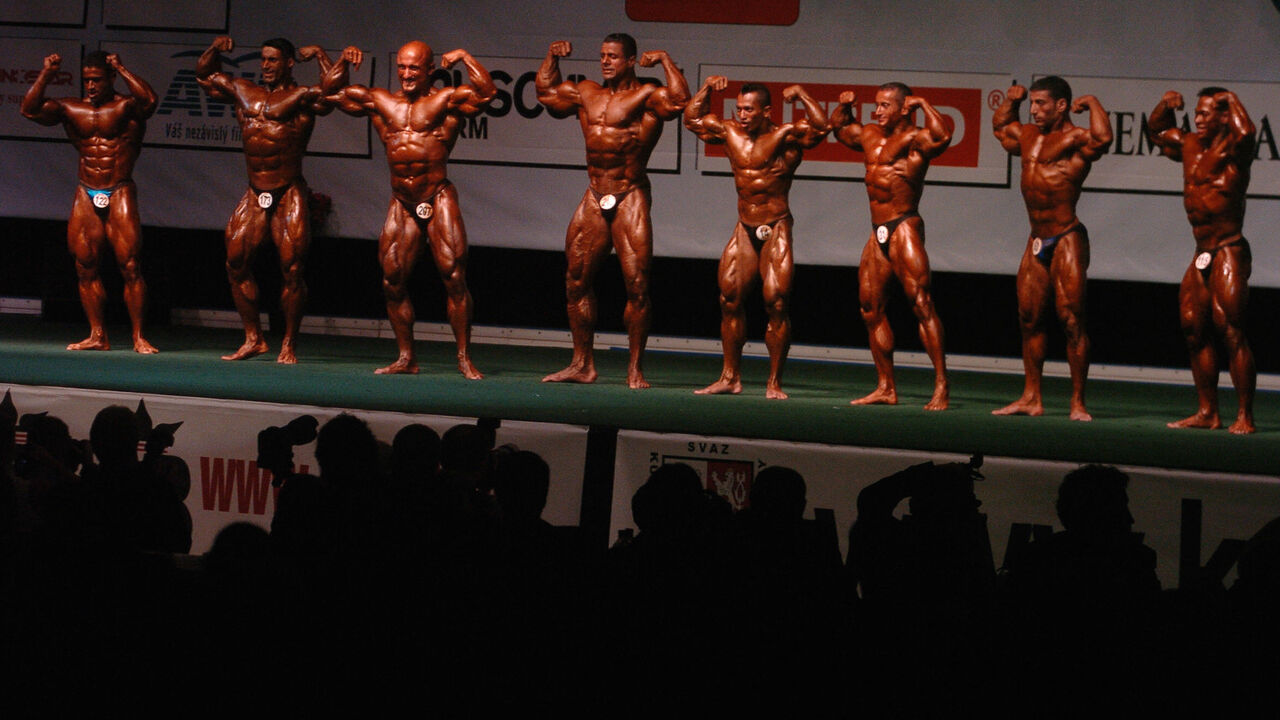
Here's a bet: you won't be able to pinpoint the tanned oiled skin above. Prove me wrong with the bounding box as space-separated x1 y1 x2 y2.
323 41 494 378
196 36 356 364
991 82 1111 421
22 52 158 354
1147 89 1257 434
831 86 953 409
683 76 828 399
535 38 689 389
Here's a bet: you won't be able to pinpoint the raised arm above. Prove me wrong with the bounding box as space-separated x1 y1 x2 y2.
639 50 690 120
830 90 864 150
992 84 1025 153
296 45 333 72
781 84 829 149
682 75 728 143
20 53 66 125
195 36 238 101
1218 90 1256 163
1145 90 1185 161
106 53 157 118
1070 94 1113 160
441 49 497 115
535 41 581 119
906 94 952 158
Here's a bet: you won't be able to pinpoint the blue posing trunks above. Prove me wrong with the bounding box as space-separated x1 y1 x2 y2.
871 212 920 259
1193 236 1250 282
81 182 123 214
1031 223 1087 266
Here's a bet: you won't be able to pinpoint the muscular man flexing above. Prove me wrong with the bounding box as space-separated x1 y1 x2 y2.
22 51 157 353
535 33 689 388
831 83 952 409
992 76 1111 421
1147 88 1257 434
683 77 828 399
195 36 355 363
323 41 493 377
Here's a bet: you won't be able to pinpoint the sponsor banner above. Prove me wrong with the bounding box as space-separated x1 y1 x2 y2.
5 384 588 554
118 41 373 157
1049 75 1280 198
434 54 679 172
104 0 227 32
0 37 83 141
614 429 1280 588
626 0 800 25
0 0 84 26
694 64 1012 186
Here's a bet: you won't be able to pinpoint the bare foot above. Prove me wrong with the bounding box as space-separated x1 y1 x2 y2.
133 337 159 354
68 335 110 351
276 348 297 364
765 384 788 400
925 383 949 411
543 363 597 384
992 397 1043 416
222 338 269 361
458 357 483 380
1167 411 1220 430
1069 406 1093 422
695 378 742 395
375 357 419 375
851 387 897 406
627 371 650 390
1228 415 1256 435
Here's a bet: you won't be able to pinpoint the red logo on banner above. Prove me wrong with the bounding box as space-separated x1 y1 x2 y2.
701 81 983 168
626 0 799 25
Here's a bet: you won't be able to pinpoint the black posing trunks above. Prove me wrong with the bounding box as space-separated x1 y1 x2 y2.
1031 223 1087 266
590 186 635 221
739 215 791 248
252 184 291 214
397 180 453 225
1193 236 1251 282
871 212 920 259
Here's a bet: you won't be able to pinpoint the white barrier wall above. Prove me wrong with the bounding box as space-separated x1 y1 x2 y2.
5 384 588 553
612 429 1280 590
2 1 1280 286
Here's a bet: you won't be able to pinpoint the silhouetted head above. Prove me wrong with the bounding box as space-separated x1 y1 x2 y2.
1056 464 1133 537
89 405 139 468
440 423 494 475
494 450 551 524
391 423 440 485
315 413 379 487
632 462 703 534
750 466 806 520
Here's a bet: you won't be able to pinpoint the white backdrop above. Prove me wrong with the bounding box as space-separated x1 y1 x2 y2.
3 0 1280 287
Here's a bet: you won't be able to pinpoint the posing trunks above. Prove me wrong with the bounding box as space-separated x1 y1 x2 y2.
1193 236 1251 283
1031 223 1087 266
80 182 125 215
251 183 292 214
870 212 920 259
740 215 792 250
590 186 635 221
397 180 453 226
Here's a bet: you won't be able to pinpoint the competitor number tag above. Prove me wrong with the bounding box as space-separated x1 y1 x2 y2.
416 202 433 220
257 192 273 209
1195 252 1212 270
876 225 889 244
598 193 617 211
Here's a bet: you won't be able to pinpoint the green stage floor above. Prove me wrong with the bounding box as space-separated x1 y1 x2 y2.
1 316 1276 476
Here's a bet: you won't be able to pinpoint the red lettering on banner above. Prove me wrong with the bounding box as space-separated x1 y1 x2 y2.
199 457 310 515
626 0 799 25
701 81 984 168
